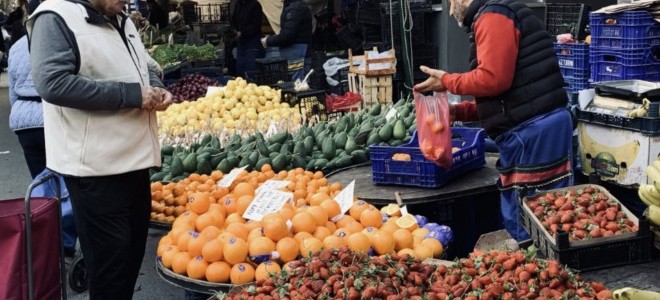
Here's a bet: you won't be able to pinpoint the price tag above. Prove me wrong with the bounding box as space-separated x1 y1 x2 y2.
242 189 293 221
256 180 291 194
217 166 248 188
265 121 279 139
206 86 225 97
385 107 398 121
331 180 355 222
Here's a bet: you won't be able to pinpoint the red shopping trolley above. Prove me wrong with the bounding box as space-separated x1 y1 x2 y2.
0 173 67 300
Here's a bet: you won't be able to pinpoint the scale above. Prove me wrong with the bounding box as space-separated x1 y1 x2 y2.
577 80 660 187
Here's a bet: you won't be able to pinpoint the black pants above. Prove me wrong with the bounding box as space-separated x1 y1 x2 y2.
64 169 151 300
15 128 46 179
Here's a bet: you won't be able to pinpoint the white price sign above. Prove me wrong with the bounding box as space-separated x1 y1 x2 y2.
217 166 248 188
242 189 293 221
256 180 291 194
331 180 355 222
385 107 398 121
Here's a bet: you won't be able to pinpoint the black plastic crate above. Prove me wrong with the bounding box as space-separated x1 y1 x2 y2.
361 24 382 44
245 71 290 86
381 9 430 47
337 24 364 50
255 58 288 74
357 0 381 25
576 108 660 136
545 3 591 41
519 184 652 271
281 89 329 123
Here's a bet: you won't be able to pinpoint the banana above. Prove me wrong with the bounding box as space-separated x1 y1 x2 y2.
649 205 660 227
638 185 660 207
646 165 660 191
654 160 660 171
647 185 660 201
613 287 660 300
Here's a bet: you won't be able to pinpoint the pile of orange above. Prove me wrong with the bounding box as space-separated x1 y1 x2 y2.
156 165 443 285
150 170 225 223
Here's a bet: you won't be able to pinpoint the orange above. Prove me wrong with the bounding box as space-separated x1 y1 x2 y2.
225 213 246 225
206 261 231 283
347 233 371 254
323 235 347 250
195 213 216 232
299 237 324 258
169 224 194 244
421 238 444 258
397 248 417 258
360 206 383 228
244 220 263 233
282 261 298 273
196 184 213 193
187 256 209 280
159 235 173 247
225 222 248 241
349 200 369 221
161 246 179 268
210 170 224 181
361 227 380 244
309 192 331 207
200 226 222 240
412 228 430 240
392 229 414 251
380 204 402 217
306 206 329 226
233 182 256 199
336 215 357 228
218 232 236 244
343 222 365 234
333 228 350 238
260 164 272 172
317 178 328 187
201 239 224 263
208 211 225 229
276 237 299 263
262 212 285 225
325 221 337 233
313 226 332 241
175 211 199 228
151 182 163 192
279 207 295 221
372 231 395 255
247 227 265 243
187 233 209 257
171 252 192 275
255 261 281 281
396 214 419 232
379 222 400 234
248 237 276 257
291 212 316 234
263 218 288 242
320 200 341 219
223 197 237 215
329 182 342 193
188 192 211 215
293 232 313 245
223 237 249 265
177 230 196 252
236 195 254 216
414 245 433 260
230 263 255 284
313 171 323 179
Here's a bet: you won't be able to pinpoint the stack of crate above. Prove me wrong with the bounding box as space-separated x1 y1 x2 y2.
555 42 591 93
589 11 660 82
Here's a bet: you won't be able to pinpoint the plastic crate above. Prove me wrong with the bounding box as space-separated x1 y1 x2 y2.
590 24 660 49
255 58 288 74
576 108 660 136
357 0 381 25
245 71 290 86
590 11 658 42
546 4 590 41
590 47 659 65
519 184 652 271
564 78 590 93
337 24 364 50
381 4 430 47
370 127 486 188
282 89 328 124
554 42 589 69
589 47 660 82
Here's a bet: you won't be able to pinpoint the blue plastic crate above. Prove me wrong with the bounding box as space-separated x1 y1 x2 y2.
589 47 658 65
590 11 657 39
370 127 486 188
564 78 591 93
590 24 660 49
554 43 589 69
560 68 590 80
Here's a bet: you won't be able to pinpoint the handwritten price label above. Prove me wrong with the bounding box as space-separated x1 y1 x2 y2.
331 180 355 222
242 189 293 221
217 166 248 188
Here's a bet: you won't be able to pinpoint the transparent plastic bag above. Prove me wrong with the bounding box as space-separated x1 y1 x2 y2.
414 91 453 168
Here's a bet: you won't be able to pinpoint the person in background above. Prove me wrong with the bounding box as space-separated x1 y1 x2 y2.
7 0 47 179
27 0 173 298
415 0 573 241
261 0 312 81
179 0 198 26
231 0 264 78
147 0 167 29
4 0 27 49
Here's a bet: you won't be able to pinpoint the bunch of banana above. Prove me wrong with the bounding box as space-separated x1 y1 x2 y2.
639 159 660 226
613 287 660 300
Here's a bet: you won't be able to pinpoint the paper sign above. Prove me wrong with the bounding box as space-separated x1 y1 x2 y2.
265 122 278 139
385 107 398 121
331 180 355 222
217 166 248 188
400 206 409 216
206 86 226 97
256 180 291 194
242 189 293 221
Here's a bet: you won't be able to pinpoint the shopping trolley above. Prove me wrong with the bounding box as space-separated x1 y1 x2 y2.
0 172 66 300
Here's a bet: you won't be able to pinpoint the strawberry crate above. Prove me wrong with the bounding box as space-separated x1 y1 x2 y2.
370 127 486 188
519 184 652 271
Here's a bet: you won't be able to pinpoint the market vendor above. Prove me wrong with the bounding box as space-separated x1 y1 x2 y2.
231 0 264 78
260 0 312 81
414 0 573 241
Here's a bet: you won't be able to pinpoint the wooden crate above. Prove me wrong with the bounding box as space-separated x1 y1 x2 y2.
348 73 393 108
348 47 396 76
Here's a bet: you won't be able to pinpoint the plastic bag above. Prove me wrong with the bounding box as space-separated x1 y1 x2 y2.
414 91 453 168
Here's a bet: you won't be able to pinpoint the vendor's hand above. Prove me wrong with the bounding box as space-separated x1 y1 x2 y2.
141 86 161 110
152 87 173 111
260 37 268 48
414 66 447 93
